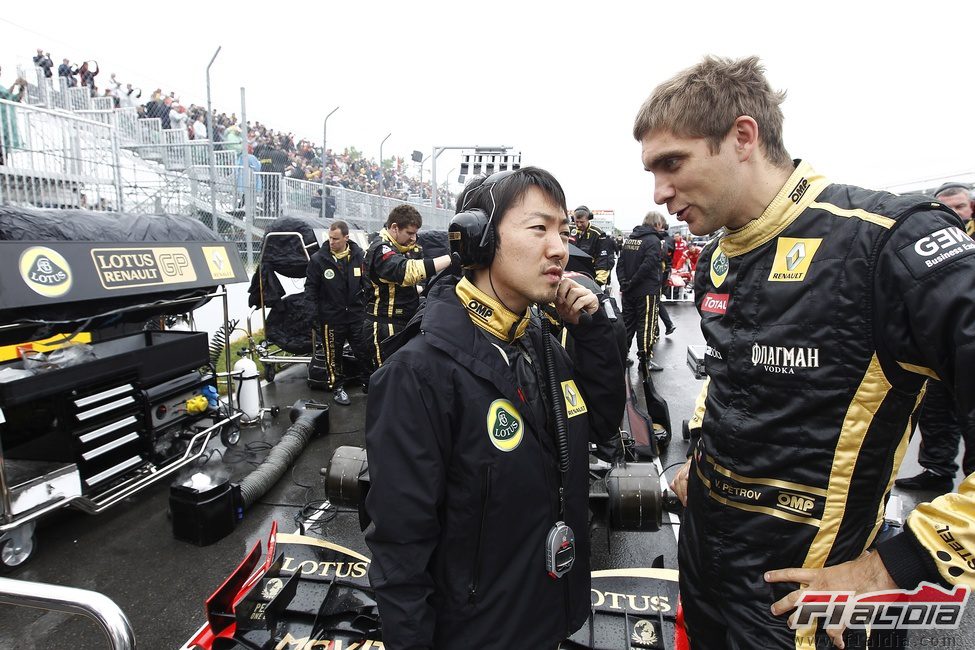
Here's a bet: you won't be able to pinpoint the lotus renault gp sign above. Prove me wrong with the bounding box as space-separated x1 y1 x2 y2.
91 247 197 289
0 241 248 309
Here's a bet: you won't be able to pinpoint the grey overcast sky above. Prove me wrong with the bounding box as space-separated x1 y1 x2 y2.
2 1 973 232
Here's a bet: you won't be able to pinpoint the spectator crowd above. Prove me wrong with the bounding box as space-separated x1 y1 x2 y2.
22 47 450 207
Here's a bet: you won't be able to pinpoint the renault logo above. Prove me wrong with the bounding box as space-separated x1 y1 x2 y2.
786 242 806 271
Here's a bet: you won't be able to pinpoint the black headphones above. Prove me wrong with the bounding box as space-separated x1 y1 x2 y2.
448 169 518 269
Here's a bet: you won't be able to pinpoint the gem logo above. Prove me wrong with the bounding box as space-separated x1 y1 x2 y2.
897 226 975 280
710 249 729 288
701 292 729 315
486 399 524 452
561 380 588 418
768 237 822 282
324 269 336 280
19 246 72 297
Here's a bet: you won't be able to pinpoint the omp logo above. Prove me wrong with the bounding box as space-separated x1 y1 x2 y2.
777 491 816 516
789 177 810 204
19 246 72 298
701 292 729 315
769 237 822 282
467 299 494 321
791 583 969 631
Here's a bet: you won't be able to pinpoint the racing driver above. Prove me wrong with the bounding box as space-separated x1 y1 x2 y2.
635 56 975 649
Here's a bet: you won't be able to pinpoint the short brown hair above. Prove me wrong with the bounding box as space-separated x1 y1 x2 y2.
330 220 349 236
385 204 422 230
633 55 791 167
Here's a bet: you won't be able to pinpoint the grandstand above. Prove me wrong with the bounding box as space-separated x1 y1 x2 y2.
0 60 454 265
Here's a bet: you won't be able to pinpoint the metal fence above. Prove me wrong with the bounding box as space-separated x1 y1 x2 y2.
2 79 455 271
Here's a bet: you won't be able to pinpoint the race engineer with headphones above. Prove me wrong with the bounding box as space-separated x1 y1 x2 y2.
638 56 975 649
364 167 625 649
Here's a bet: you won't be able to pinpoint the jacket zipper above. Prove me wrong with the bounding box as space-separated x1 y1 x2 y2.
468 465 492 604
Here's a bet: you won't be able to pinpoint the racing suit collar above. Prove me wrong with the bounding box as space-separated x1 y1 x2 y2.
719 160 829 258
455 276 530 343
380 228 415 254
332 247 351 261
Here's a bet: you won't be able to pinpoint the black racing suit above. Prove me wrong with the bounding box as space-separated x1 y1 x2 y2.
364 274 624 649
361 229 436 370
572 224 615 287
304 240 370 390
683 160 975 649
616 224 662 362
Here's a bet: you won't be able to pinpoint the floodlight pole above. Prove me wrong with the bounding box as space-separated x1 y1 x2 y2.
205 46 221 233
378 132 391 198
321 105 340 203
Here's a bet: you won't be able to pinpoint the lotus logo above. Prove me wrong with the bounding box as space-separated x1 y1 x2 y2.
786 242 806 271
487 399 524 452
19 246 72 298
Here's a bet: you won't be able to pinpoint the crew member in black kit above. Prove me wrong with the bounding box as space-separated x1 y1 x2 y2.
617 210 665 370
361 205 451 376
304 220 370 405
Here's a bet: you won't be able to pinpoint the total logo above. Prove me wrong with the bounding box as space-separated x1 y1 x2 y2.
701 292 729 315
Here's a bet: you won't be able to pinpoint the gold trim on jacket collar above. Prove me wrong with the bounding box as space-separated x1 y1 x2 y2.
380 228 415 254
720 161 829 258
332 247 351 262
455 277 530 342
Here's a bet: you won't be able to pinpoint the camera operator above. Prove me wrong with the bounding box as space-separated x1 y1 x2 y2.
364 167 624 649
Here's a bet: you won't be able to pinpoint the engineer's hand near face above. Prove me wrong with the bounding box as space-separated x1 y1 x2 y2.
555 278 598 325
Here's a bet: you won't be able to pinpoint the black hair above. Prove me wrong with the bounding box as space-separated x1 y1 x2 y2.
455 166 568 246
